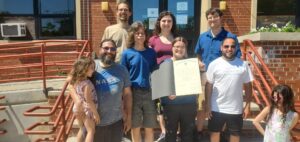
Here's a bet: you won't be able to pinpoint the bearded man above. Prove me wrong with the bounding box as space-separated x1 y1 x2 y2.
205 37 253 142
91 39 132 142
101 1 132 63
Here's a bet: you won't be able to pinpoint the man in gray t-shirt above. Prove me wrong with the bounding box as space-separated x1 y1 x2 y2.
72 39 132 142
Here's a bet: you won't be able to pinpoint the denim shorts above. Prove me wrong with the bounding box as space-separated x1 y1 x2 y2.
131 88 158 128
208 111 243 136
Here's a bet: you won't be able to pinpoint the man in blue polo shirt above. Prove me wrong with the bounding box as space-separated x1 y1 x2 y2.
194 7 241 140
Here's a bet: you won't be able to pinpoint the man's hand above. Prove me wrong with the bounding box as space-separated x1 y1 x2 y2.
205 105 212 119
123 116 131 134
94 113 100 124
198 61 206 71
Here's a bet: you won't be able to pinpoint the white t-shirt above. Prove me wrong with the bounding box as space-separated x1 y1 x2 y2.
206 57 254 114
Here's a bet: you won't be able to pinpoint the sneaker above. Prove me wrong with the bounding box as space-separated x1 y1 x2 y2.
176 133 181 142
155 133 165 142
197 131 204 142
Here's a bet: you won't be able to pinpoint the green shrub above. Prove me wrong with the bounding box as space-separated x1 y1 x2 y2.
251 21 299 33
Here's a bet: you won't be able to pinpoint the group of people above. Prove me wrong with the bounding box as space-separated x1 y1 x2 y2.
68 1 299 142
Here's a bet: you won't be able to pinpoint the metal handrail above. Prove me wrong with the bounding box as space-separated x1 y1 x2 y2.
0 40 91 93
23 80 76 141
242 39 279 108
243 39 279 86
4 40 93 141
0 96 7 135
0 40 92 141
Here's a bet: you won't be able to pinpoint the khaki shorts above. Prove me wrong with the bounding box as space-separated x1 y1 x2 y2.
198 71 207 111
131 88 158 128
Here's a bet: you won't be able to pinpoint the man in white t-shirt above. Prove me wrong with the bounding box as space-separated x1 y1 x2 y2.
205 37 253 142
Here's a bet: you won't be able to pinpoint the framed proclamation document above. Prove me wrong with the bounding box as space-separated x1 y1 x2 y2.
173 58 202 96
151 58 202 100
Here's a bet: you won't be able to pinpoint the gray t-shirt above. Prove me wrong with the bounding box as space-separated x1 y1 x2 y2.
94 60 131 126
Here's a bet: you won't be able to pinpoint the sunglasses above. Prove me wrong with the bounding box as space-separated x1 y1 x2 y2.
223 45 236 49
102 46 117 51
272 93 281 101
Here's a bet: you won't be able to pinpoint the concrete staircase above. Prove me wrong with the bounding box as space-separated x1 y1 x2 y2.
0 79 65 142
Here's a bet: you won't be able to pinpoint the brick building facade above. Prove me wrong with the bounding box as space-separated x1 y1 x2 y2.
1 0 299 97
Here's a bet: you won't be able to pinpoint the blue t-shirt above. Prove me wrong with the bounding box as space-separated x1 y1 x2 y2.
93 60 131 126
120 47 157 89
160 59 198 105
194 27 241 70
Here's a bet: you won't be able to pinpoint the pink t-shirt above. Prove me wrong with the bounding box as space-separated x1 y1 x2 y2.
149 35 173 64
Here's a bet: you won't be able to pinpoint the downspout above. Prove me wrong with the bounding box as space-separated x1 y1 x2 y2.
87 0 90 41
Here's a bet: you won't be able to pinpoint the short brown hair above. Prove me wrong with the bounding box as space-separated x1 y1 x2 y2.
117 0 131 12
205 8 223 19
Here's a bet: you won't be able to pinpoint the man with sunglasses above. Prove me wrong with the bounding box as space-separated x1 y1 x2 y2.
205 37 253 142
101 0 132 63
194 8 241 140
92 39 133 142
70 39 132 142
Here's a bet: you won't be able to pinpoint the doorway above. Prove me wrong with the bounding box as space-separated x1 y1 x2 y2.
130 0 200 56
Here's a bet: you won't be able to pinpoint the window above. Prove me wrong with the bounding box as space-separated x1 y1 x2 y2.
41 18 74 37
257 0 298 28
0 0 75 39
131 0 200 56
0 0 33 14
40 0 74 14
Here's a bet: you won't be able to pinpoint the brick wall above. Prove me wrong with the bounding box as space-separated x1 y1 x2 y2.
83 0 253 51
212 0 252 36
251 41 300 99
82 0 118 53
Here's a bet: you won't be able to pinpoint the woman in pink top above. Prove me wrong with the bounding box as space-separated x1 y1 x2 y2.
148 11 177 142
149 11 177 64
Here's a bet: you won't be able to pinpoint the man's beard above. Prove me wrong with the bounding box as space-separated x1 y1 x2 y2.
222 52 235 60
100 53 116 65
118 15 128 22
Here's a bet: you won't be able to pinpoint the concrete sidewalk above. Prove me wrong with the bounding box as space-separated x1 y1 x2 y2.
0 78 67 93
0 79 264 142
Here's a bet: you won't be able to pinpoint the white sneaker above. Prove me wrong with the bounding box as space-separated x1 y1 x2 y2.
155 133 165 142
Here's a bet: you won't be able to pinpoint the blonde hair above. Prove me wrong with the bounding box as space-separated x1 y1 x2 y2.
69 56 94 85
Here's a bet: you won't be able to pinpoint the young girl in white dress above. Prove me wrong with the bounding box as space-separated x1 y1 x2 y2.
253 84 299 142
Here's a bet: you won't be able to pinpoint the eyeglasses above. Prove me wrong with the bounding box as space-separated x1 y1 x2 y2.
173 46 185 49
135 32 145 36
207 15 220 21
118 8 129 12
102 46 117 51
223 45 236 49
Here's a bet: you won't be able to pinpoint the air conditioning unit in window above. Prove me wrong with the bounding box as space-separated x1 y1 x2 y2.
0 23 26 37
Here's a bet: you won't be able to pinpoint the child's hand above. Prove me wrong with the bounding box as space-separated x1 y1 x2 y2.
94 113 100 124
168 95 176 100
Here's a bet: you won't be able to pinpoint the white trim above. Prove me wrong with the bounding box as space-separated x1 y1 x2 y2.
200 0 211 34
76 0 81 39
238 32 300 42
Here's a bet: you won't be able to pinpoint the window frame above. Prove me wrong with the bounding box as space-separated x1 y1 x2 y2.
0 0 76 39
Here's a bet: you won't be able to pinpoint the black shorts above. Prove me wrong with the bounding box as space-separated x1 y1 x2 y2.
208 111 243 136
94 120 123 142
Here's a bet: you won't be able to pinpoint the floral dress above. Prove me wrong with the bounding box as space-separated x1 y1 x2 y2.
73 79 98 120
264 110 297 142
